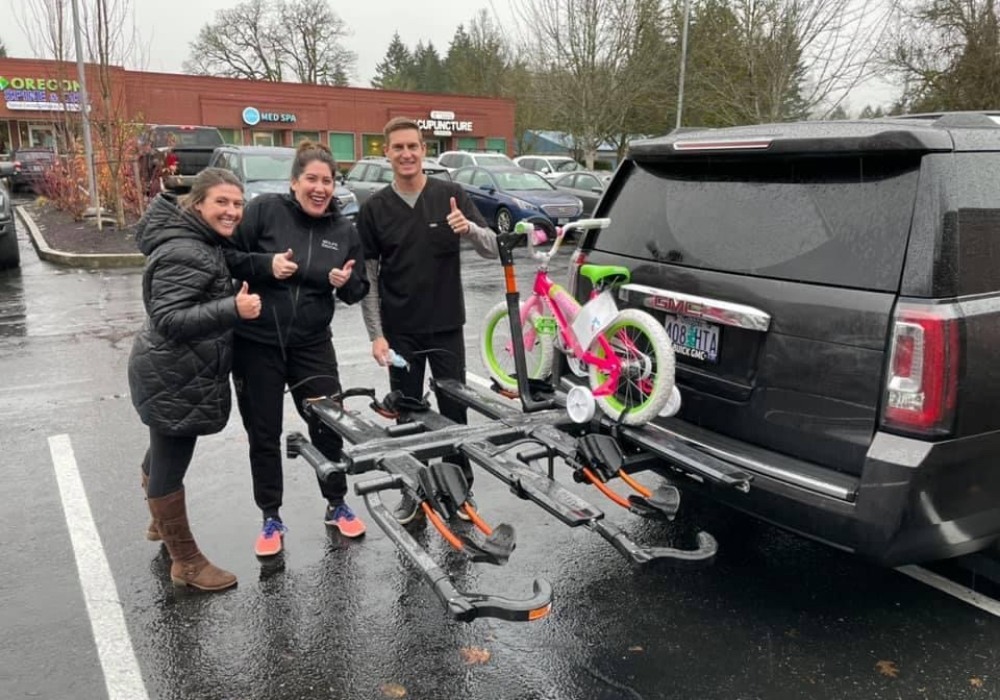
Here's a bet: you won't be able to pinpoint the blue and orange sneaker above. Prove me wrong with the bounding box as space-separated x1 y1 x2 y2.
325 502 366 538
254 517 287 557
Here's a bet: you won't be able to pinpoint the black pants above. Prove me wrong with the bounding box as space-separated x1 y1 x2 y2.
232 336 346 519
385 327 472 486
141 429 197 499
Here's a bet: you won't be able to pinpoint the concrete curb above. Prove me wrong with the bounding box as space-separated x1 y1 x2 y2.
16 205 145 269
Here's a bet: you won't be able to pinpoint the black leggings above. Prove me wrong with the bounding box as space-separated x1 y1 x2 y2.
140 429 197 498
385 327 472 485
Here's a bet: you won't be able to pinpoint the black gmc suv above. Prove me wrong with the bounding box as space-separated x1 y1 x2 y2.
568 112 1000 565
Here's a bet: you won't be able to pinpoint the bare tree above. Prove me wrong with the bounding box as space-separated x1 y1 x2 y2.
184 0 355 85
510 0 666 167
695 0 898 121
87 0 144 228
884 0 1000 111
14 0 73 63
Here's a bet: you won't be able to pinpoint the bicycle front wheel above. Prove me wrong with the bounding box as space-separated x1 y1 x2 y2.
588 308 675 425
480 300 554 391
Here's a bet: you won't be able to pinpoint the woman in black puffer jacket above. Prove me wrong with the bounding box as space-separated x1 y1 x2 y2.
128 168 261 592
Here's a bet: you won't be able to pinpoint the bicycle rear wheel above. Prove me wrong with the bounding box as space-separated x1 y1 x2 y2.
588 308 675 425
480 301 554 391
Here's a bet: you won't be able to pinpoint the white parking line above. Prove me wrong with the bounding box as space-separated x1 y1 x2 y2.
48 434 150 700
897 565 1000 618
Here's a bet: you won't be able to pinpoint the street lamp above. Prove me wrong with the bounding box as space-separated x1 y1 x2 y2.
70 0 101 226
676 0 691 130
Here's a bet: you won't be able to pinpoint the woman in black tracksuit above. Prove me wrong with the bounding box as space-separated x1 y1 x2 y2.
129 168 261 591
226 141 369 555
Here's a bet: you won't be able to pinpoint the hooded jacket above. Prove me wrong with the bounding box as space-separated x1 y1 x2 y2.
225 192 369 348
127 194 241 436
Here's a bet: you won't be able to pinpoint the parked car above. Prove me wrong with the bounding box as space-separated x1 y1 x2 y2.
566 111 1000 566
548 170 611 215
0 179 19 269
513 155 583 176
438 150 515 171
9 148 57 194
139 125 225 194
208 145 359 220
342 157 450 206
452 165 583 234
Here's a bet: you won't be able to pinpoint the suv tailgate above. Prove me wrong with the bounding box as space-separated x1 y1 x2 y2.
585 152 925 476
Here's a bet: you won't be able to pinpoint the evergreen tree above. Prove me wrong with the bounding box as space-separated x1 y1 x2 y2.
412 41 447 93
0 37 7 58
371 32 416 90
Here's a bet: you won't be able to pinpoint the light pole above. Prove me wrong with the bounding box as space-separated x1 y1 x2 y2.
70 0 101 225
675 0 691 131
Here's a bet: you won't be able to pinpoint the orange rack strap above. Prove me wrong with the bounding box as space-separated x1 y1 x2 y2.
618 470 652 498
462 503 493 536
422 502 464 551
581 467 631 509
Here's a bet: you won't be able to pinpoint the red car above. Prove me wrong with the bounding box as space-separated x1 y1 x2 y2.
10 148 56 194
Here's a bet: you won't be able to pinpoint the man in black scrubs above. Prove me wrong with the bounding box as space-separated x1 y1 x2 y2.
357 117 498 523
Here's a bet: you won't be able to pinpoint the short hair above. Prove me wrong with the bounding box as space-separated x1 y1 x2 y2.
383 117 423 143
292 139 337 180
179 167 243 211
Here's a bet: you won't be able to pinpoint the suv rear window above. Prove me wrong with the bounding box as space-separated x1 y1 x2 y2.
598 155 922 291
151 127 224 149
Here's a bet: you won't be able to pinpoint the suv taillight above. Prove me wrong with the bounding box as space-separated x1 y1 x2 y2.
882 305 960 437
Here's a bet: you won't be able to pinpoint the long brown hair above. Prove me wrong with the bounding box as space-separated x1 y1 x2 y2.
179 167 243 211
291 140 337 180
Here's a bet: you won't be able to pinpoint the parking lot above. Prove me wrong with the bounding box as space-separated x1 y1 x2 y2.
2 205 1000 700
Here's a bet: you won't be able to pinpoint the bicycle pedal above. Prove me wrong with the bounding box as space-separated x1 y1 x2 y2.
628 485 681 520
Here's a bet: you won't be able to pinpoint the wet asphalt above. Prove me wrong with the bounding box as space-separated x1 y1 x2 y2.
2 201 1000 700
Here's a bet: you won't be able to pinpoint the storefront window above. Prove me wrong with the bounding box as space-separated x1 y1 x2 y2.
252 131 278 147
217 128 241 145
293 131 320 145
329 133 355 163
362 134 384 158
457 137 478 151
0 121 11 156
486 138 507 154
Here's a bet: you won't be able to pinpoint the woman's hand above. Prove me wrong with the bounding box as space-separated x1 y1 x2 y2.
329 259 355 288
235 281 261 320
272 249 298 279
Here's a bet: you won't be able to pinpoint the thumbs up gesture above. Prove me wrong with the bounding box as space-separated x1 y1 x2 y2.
235 281 261 320
446 196 470 235
271 248 298 280
328 258 355 288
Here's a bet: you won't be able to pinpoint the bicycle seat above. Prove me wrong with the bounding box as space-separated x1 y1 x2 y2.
579 264 631 286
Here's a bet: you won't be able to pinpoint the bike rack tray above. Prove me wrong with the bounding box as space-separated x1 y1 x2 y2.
286 381 728 622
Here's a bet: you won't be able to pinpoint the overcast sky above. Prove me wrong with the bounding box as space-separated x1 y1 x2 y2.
0 0 893 111
0 0 515 87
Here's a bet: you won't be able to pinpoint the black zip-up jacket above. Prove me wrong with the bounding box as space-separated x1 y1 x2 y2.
127 194 241 436
226 192 369 348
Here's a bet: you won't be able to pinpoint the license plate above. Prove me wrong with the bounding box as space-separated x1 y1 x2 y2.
557 217 568 224
664 314 720 363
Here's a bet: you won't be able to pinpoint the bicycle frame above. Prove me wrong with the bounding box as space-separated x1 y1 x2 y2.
513 218 624 398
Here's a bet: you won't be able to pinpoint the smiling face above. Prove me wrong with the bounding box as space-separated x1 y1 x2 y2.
291 159 335 217
193 183 244 238
384 127 426 183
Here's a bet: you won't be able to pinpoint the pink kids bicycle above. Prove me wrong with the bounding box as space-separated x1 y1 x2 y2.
479 218 675 426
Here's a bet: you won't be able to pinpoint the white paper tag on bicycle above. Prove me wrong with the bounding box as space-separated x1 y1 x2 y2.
572 290 619 350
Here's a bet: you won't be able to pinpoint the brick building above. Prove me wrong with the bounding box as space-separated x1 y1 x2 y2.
0 57 516 163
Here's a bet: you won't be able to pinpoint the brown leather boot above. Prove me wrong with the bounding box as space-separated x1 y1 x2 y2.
141 472 161 542
148 489 237 592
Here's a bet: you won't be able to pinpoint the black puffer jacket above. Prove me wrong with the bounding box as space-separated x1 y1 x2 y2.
128 194 241 436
